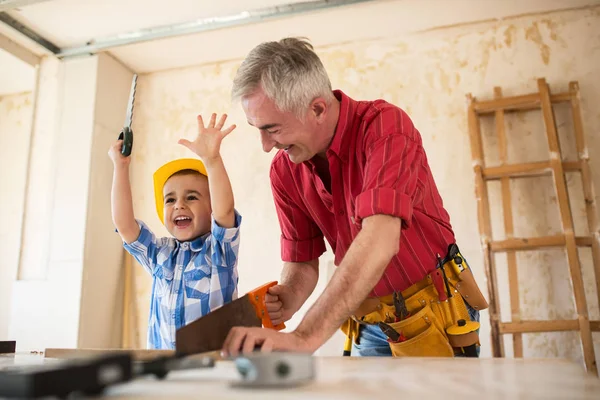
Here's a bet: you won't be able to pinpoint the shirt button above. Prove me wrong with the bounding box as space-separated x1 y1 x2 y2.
182 243 188 249
338 210 345 216
171 314 176 319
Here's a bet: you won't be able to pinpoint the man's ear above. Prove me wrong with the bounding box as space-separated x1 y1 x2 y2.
310 97 327 122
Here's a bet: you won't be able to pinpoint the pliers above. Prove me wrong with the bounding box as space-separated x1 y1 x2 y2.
393 291 410 321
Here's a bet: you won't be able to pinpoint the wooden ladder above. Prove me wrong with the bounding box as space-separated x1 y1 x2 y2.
466 78 600 375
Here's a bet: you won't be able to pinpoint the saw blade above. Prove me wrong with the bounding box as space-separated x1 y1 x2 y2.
175 294 262 356
123 74 137 130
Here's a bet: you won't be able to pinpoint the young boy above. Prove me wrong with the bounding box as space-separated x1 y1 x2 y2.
109 113 241 350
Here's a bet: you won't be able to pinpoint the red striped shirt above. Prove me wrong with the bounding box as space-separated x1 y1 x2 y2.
269 90 456 297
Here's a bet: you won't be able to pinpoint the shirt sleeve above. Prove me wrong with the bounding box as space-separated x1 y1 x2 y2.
123 219 171 276
210 209 242 268
355 107 424 228
270 162 326 263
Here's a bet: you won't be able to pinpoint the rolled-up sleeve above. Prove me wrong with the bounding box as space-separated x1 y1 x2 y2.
270 165 326 263
123 219 169 276
355 122 424 228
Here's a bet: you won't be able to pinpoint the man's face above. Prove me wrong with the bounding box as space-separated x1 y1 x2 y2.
163 173 212 242
242 88 327 163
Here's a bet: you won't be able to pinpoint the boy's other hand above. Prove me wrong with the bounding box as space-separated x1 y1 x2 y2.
265 284 300 326
178 113 236 164
108 139 131 167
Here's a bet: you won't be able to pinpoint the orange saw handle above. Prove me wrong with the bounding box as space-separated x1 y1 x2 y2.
248 281 286 330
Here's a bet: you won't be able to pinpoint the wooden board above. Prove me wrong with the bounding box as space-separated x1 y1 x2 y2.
3 354 599 399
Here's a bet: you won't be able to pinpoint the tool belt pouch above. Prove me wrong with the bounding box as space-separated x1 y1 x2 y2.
386 302 454 357
454 268 488 311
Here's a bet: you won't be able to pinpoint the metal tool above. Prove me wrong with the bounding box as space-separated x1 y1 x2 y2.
232 352 315 388
174 281 286 356
393 291 409 321
0 351 216 398
378 322 405 343
0 341 15 354
133 354 214 379
118 74 137 157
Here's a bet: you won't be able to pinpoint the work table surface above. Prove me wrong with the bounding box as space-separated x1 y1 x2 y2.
2 353 599 399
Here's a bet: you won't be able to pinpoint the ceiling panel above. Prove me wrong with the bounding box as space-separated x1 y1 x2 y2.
5 0 310 47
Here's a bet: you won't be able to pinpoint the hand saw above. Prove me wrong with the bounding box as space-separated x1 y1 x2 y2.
175 281 286 356
118 74 137 157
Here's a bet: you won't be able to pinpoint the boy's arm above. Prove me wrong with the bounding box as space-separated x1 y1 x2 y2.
203 156 235 228
109 140 140 244
179 113 237 228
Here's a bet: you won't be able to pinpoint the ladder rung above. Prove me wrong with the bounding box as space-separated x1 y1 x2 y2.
473 91 572 114
500 320 578 333
483 161 581 180
501 320 600 333
491 235 592 252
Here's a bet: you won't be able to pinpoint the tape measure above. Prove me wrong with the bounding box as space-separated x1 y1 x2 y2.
232 352 315 388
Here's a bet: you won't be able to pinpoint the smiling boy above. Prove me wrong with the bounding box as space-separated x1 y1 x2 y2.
109 113 242 350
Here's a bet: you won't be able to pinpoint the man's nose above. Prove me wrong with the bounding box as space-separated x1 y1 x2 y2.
260 131 276 153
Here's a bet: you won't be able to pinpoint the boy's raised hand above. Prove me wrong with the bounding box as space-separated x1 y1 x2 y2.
108 139 131 167
178 113 236 162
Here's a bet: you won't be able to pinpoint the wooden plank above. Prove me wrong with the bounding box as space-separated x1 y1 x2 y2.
538 78 597 376
591 321 600 332
490 235 592 252
483 161 580 180
0 31 40 66
45 347 175 360
500 320 579 334
44 347 224 361
472 91 572 114
569 81 600 325
494 87 523 358
466 93 504 358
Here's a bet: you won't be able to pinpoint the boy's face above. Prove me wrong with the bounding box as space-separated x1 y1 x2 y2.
162 172 211 242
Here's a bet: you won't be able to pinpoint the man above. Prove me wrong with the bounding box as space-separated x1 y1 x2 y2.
222 37 486 357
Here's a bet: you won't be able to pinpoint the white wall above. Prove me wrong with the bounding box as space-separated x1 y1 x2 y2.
0 90 33 340
8 53 133 351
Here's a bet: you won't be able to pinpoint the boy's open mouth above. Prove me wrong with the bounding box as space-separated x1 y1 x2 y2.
174 216 192 228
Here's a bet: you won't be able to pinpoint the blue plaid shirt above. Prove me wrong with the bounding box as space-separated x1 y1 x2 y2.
123 210 242 350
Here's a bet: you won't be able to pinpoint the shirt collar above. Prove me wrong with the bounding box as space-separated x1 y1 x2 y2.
178 232 209 252
326 89 355 163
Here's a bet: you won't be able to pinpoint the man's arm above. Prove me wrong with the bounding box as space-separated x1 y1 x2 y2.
109 141 140 244
266 259 319 326
295 214 400 351
203 156 235 228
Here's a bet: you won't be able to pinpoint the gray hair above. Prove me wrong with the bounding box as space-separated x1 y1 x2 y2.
231 37 333 120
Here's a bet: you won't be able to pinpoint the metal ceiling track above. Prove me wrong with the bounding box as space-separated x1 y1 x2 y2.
0 0 378 59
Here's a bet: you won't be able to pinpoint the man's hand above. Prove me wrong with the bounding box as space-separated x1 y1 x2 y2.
108 139 131 168
221 327 314 357
265 284 303 326
178 113 236 164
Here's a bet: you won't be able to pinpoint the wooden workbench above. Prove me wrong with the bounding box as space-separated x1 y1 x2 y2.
2 353 599 399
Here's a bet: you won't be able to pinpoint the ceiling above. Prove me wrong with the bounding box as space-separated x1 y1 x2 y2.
1 0 598 96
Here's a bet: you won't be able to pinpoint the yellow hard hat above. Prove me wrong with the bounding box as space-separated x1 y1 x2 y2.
153 158 207 224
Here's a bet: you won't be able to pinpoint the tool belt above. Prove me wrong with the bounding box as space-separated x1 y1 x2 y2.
340 243 489 357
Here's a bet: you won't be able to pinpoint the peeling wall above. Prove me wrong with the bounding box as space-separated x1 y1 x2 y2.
127 7 600 362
